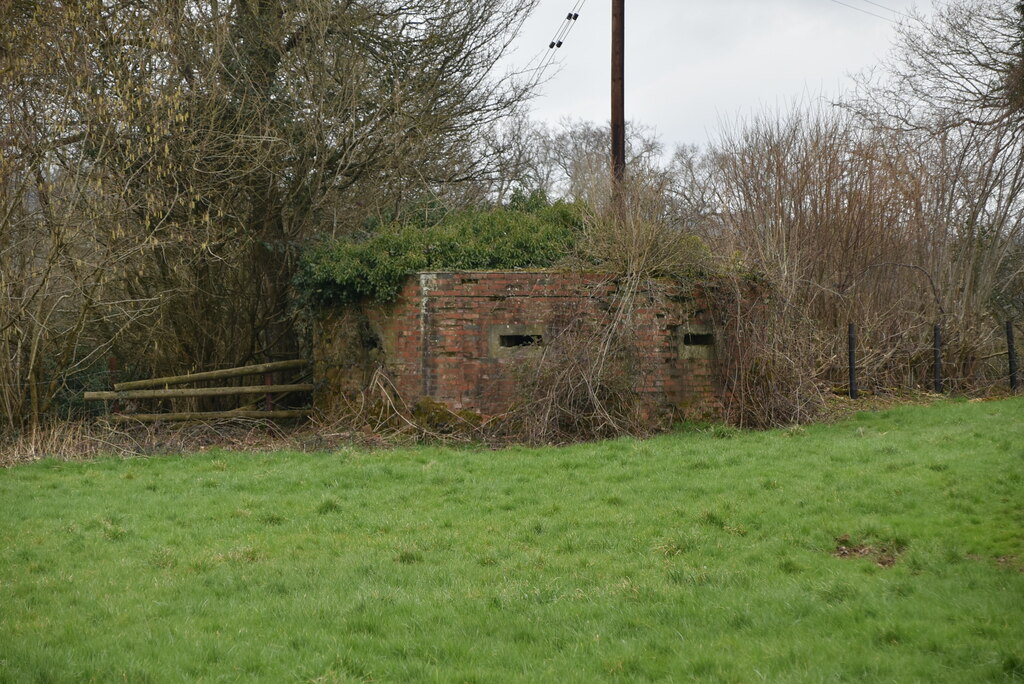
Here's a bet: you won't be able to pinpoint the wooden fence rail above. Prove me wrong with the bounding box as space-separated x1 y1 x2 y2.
84 384 314 401
108 410 310 423
84 359 313 422
113 359 308 391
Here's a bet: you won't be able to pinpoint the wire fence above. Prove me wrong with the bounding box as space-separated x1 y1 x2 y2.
843 319 1021 399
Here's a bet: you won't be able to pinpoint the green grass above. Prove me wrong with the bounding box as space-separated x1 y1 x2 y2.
1 398 1022 682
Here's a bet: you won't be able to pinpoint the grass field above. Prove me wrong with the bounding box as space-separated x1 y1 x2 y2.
1 398 1022 682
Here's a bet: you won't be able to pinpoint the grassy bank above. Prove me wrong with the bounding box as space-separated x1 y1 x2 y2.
1 398 1022 681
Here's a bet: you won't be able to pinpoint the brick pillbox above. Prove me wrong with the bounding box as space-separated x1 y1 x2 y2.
314 270 729 426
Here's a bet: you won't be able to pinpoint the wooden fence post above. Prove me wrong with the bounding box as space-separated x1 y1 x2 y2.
848 323 858 400
108 357 120 414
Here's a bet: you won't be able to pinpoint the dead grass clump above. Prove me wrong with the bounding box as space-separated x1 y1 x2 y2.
575 172 713 281
0 418 298 467
303 367 483 447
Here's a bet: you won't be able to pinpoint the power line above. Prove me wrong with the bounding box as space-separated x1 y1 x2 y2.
829 0 896 23
531 1 586 84
546 1 583 49
831 0 897 23
858 0 913 19
536 1 584 78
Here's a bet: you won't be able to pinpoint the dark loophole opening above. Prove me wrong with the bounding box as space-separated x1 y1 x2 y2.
683 333 714 346
500 334 542 348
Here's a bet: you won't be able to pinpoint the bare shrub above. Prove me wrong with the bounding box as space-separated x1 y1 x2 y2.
489 170 718 442
704 101 1021 397
492 297 645 445
1 0 541 434
708 279 826 428
308 366 487 446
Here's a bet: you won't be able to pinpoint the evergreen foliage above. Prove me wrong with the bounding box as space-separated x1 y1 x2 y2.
296 197 584 306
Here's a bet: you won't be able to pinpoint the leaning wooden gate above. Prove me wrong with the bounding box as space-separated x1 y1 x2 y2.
84 359 313 422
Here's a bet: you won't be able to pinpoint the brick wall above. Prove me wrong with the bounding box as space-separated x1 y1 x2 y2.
314 271 725 424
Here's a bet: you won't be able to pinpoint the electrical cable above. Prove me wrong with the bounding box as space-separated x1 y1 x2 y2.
544 0 584 48
529 0 586 85
547 7 581 48
829 0 896 23
857 0 912 19
535 3 582 77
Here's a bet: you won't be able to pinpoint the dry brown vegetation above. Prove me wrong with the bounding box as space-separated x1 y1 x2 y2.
1 0 537 435
2 0 1021 446
700 106 1022 424
508 2 1023 428
496 293 645 445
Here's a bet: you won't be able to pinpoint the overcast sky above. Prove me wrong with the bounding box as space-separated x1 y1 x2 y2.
505 0 936 150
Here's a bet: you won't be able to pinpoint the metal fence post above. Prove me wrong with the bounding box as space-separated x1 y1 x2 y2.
848 323 858 399
1008 320 1019 393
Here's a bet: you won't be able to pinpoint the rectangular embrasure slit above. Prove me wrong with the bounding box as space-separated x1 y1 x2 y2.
499 334 542 348
683 333 713 346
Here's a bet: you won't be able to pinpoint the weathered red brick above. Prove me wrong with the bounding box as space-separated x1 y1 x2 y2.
314 271 732 424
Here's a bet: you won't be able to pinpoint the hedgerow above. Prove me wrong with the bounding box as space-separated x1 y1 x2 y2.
296 200 583 306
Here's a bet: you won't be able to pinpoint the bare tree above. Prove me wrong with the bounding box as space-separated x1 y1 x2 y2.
484 117 671 202
854 0 1024 132
1 0 538 432
848 0 1024 342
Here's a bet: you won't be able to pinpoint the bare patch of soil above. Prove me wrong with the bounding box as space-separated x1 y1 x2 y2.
966 553 1024 573
833 534 902 568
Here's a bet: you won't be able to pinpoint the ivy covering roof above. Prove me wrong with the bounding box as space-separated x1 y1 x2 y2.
296 199 583 307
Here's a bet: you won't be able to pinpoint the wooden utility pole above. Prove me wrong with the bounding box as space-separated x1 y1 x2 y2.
611 0 625 186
